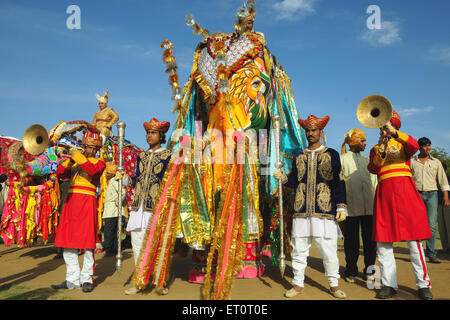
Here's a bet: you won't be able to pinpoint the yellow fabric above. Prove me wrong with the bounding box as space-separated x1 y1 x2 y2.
67 154 101 194
372 130 413 182
68 188 96 196
61 158 72 168
25 186 37 246
72 151 88 165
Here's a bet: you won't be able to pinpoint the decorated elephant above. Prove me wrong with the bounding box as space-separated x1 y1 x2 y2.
133 2 307 300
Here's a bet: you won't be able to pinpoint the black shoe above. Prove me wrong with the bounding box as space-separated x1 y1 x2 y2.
428 256 441 264
418 288 433 300
51 281 69 290
82 282 94 293
377 286 397 299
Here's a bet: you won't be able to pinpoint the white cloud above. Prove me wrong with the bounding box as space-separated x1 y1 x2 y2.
428 46 450 67
396 106 434 117
272 0 317 21
360 20 401 47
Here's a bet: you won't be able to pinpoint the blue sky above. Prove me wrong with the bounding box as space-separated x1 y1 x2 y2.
1 0 449 155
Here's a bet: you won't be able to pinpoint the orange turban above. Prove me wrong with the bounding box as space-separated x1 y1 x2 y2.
341 128 366 154
143 118 170 133
105 162 117 175
298 115 330 130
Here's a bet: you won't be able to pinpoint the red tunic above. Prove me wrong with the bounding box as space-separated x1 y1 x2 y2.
54 152 105 249
368 131 431 242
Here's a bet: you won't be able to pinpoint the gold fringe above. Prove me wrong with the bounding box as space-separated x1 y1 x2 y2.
133 161 182 289
202 162 246 300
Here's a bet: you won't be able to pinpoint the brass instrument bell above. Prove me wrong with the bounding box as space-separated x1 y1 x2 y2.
23 124 50 155
356 95 393 129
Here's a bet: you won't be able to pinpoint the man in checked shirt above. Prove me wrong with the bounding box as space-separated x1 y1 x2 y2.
410 137 450 264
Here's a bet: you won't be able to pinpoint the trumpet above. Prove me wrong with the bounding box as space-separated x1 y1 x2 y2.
356 95 393 153
23 123 85 156
55 143 85 155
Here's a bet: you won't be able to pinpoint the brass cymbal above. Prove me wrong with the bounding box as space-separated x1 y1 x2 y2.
22 124 49 155
356 95 393 129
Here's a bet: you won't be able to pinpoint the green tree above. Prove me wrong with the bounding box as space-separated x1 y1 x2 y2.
431 147 450 176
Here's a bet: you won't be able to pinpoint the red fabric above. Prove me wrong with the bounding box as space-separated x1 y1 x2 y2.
40 190 51 243
54 157 104 249
390 110 401 129
403 135 419 158
372 176 431 242
79 159 105 180
54 192 98 249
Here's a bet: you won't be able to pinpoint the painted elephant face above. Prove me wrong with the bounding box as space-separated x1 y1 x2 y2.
229 57 270 130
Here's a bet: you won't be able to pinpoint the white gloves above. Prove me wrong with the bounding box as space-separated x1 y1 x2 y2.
335 210 348 222
384 121 397 135
274 169 284 180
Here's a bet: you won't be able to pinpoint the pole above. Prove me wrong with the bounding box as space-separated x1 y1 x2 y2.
273 114 285 277
116 121 126 275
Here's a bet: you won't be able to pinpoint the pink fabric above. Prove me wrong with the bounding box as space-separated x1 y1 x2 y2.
216 194 237 297
17 194 28 248
0 187 15 246
137 162 180 282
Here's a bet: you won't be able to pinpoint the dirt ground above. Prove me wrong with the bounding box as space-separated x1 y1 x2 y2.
0 239 449 301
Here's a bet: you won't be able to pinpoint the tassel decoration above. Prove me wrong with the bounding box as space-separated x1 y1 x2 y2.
161 40 183 111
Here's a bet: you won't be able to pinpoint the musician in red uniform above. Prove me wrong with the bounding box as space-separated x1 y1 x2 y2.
368 111 433 300
51 132 105 293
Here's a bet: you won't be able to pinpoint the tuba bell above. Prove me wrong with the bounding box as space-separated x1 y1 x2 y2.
23 124 50 156
356 95 393 129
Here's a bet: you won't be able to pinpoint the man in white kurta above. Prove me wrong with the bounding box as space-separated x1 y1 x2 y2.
102 162 126 256
275 114 348 299
340 128 378 283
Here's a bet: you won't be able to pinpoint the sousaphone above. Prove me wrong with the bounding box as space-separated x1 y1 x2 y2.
23 124 50 156
356 95 393 129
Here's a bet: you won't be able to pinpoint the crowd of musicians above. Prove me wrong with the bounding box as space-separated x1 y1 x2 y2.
2 89 447 301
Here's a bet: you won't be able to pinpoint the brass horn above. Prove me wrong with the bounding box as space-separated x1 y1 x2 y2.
22 124 50 156
356 95 393 129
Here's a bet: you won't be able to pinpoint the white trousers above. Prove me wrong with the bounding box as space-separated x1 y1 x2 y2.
291 237 341 288
377 241 431 289
63 248 95 287
131 228 148 265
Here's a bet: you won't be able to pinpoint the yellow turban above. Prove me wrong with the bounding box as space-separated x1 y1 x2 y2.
105 162 117 175
341 128 366 154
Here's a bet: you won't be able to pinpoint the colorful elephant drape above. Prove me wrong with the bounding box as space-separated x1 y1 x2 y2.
133 27 307 300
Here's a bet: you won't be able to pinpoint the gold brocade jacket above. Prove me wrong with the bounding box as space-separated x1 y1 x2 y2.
130 148 171 212
283 146 347 220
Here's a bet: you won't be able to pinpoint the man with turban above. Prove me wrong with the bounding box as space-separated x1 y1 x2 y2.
275 114 348 299
121 118 172 295
368 110 433 300
92 90 120 144
340 128 377 284
51 132 105 293
101 162 127 256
